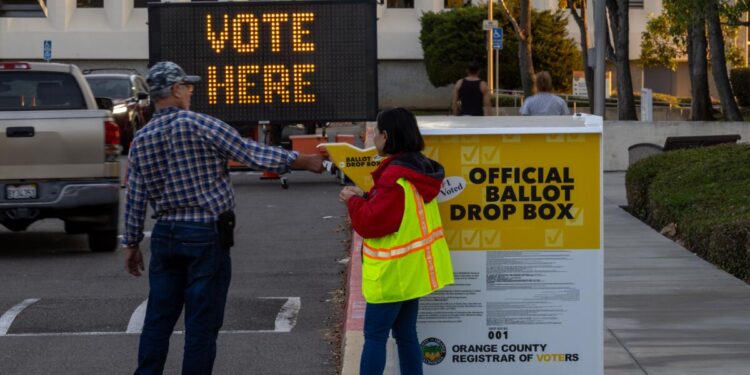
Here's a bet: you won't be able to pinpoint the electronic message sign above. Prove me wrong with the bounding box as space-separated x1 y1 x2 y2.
148 0 378 124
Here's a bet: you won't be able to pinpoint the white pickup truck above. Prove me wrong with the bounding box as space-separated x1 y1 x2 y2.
0 62 122 252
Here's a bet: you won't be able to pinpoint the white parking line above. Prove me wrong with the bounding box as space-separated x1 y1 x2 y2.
0 296 301 337
126 299 148 334
0 298 40 335
262 297 301 332
2 330 287 337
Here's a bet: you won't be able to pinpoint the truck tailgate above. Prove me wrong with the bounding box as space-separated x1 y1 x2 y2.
0 110 117 180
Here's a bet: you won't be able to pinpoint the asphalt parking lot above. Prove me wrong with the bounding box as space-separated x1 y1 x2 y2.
0 169 349 375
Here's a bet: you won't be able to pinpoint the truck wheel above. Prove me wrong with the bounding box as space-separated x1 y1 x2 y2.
64 221 88 235
88 230 117 252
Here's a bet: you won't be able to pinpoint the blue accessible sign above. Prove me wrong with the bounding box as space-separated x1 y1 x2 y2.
492 28 503 50
43 40 52 61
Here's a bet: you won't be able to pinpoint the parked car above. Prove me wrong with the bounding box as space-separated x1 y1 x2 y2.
0 61 121 252
84 68 151 153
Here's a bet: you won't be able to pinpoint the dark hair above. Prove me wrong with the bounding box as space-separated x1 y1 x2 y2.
376 107 424 155
467 61 481 75
535 71 553 92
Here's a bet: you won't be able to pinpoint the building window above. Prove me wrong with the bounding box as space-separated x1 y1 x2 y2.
77 0 103 8
134 0 160 8
629 0 644 8
445 0 471 8
0 0 48 18
387 0 414 8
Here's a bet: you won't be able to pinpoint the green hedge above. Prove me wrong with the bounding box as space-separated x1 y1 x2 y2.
625 144 750 281
731 68 750 107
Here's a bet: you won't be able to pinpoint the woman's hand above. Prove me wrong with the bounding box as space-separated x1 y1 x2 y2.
339 186 364 204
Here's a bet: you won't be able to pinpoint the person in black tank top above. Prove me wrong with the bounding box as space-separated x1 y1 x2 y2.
451 61 490 116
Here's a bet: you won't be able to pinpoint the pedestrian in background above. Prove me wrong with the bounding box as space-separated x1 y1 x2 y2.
122 61 324 375
451 61 491 116
339 108 455 375
519 71 570 116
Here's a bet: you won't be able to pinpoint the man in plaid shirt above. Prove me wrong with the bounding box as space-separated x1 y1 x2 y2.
123 61 324 375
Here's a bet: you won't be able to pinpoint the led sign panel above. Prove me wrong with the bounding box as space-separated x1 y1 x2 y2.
148 0 378 123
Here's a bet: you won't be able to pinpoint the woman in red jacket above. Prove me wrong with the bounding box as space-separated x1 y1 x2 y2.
340 108 454 375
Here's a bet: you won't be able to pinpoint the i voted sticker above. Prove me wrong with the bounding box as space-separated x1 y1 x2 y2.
437 176 466 203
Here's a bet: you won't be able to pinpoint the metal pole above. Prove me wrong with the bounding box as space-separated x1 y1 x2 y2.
594 0 606 117
488 1 494 94
495 49 499 116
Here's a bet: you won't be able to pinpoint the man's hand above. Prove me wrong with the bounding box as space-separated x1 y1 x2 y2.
292 154 326 173
339 186 364 204
125 246 145 277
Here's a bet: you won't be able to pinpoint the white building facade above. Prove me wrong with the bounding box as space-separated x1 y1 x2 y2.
1 0 748 109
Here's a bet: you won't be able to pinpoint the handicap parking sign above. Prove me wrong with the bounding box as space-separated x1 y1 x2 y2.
492 28 503 50
43 40 52 61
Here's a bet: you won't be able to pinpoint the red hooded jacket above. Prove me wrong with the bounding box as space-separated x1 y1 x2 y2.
347 152 445 239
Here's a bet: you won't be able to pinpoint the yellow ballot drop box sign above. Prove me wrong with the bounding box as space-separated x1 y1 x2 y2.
428 132 600 250
318 143 381 192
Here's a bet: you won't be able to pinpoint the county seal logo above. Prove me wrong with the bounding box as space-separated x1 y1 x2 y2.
421 337 446 365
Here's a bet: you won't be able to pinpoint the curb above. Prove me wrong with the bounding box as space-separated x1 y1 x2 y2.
341 233 365 375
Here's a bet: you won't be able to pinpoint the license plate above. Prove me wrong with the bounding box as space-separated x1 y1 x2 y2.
6 184 37 200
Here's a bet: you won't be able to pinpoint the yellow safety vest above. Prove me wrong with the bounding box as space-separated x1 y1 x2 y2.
362 178 454 303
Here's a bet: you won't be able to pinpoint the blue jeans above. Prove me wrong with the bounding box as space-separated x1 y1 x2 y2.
135 221 231 375
360 298 423 375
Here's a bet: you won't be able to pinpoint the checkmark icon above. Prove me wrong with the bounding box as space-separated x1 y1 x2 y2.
545 229 563 247
444 230 460 249
462 230 480 248
565 208 584 226
482 230 501 247
461 146 479 164
502 135 520 143
481 146 500 164
546 134 565 143
566 134 585 143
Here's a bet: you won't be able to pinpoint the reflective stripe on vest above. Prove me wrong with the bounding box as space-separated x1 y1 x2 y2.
362 227 444 260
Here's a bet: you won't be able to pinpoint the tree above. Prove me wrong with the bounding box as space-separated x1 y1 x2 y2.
420 4 580 93
561 0 595 108
606 0 638 120
705 0 743 120
640 0 745 121
687 14 715 121
640 7 714 120
496 0 534 97
721 0 750 27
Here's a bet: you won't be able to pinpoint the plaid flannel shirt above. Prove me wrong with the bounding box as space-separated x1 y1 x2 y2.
122 107 298 247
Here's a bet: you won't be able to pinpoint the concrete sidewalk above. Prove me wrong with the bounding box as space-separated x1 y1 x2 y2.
341 172 750 374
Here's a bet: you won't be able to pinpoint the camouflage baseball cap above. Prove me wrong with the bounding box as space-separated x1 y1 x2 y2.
147 61 201 93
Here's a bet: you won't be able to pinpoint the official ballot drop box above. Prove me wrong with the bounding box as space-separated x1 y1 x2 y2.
416 115 603 375
324 114 603 374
